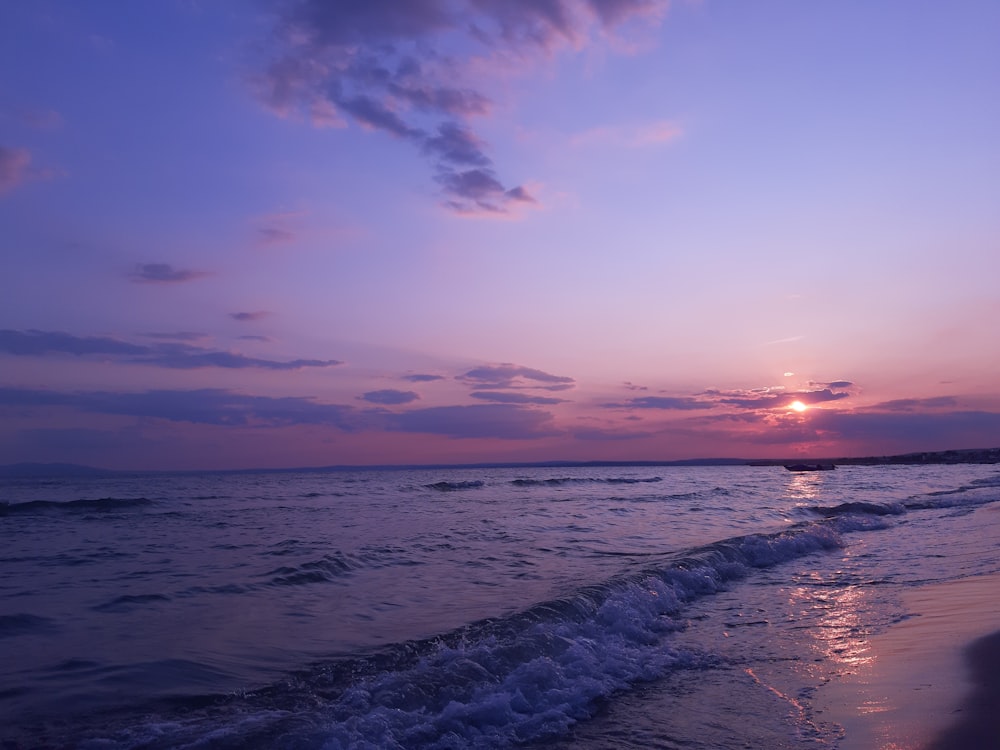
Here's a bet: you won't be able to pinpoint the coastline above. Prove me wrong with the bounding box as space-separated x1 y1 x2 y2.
815 507 1000 749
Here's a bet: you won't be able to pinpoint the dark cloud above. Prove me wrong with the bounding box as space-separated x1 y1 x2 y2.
387 404 559 439
808 409 1000 448
230 311 270 321
0 145 32 195
255 1 666 213
716 388 849 410
871 396 959 411
623 381 648 392
470 391 568 405
238 335 272 342
140 348 339 371
360 389 420 405
258 226 296 245
0 329 340 371
458 363 575 390
602 396 713 411
570 426 655 441
402 373 445 382
18 427 149 454
0 387 361 430
141 331 209 342
0 329 147 357
130 263 210 284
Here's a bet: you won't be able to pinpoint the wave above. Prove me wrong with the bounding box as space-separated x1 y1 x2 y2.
92 594 171 613
0 613 56 638
806 501 905 518
510 476 662 487
425 480 485 491
84 518 852 748
263 547 423 587
0 497 152 516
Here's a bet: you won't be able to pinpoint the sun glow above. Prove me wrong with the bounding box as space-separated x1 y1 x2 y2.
789 400 808 413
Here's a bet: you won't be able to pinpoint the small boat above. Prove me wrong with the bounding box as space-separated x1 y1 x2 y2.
784 463 836 472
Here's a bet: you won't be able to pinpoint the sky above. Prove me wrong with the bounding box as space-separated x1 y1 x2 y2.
1 0 999 471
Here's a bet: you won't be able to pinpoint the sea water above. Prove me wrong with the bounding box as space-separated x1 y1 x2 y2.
1 464 998 748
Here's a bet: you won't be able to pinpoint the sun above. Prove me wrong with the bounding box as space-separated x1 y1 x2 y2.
789 400 808 413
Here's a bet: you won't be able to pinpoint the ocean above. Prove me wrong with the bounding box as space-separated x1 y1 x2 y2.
2 464 998 749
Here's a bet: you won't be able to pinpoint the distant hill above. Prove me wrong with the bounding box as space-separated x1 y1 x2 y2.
0 462 115 478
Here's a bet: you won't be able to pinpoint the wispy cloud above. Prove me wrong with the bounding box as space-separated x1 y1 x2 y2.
0 387 360 430
871 396 958 412
360 389 420 405
570 120 682 148
602 395 713 410
254 210 306 247
0 145 33 195
15 108 63 130
253 0 669 214
230 311 270 322
458 363 575 390
141 331 210 342
130 263 210 284
0 329 340 371
402 373 445 383
712 387 850 410
470 391 568 405
386 404 559 439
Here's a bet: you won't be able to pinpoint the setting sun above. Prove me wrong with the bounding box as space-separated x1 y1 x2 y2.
789 400 808 413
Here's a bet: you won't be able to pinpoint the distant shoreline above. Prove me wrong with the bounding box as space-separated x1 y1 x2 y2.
1 447 998 478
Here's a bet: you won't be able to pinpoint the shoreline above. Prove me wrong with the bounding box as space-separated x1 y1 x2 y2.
816 567 1000 748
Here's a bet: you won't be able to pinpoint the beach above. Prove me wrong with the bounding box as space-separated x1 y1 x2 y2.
816 505 1000 749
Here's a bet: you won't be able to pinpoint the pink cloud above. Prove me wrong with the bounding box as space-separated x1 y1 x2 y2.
570 120 682 148
0 146 32 195
17 108 64 130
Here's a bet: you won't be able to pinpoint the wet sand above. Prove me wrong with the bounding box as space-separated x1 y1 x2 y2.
817 570 1000 749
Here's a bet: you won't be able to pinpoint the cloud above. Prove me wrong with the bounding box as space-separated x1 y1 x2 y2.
254 0 668 213
0 329 340 371
238 335 272 342
808 409 1000 449
16 108 63 130
810 380 854 389
470 391 568 405
571 427 655 441
258 226 296 245
142 331 210 342
386 403 559 439
714 387 850 410
602 395 713 410
360 389 420 405
0 145 32 195
1 387 559 441
252 210 307 246
402 373 445 382
0 387 361 430
458 363 575 390
140 349 340 371
130 263 210 284
0 329 147 357
570 120 682 148
230 311 270 321
871 396 959 412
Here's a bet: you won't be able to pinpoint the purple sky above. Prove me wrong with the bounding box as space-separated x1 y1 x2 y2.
2 1 999 470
